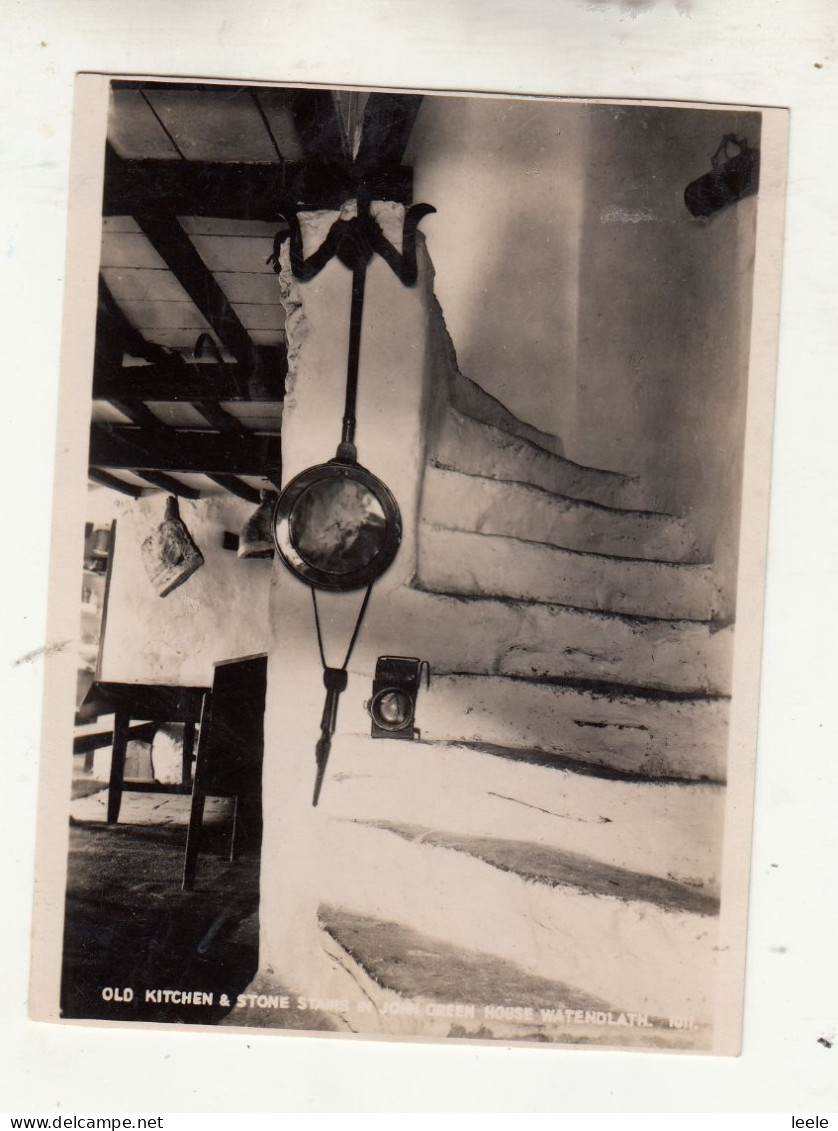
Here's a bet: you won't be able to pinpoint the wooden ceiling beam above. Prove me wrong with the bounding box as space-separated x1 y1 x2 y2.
136 471 202 499
88 468 145 498
288 90 347 162
105 396 166 433
356 94 423 172
263 466 281 491
92 356 285 403
104 144 288 218
96 398 269 504
186 401 277 498
103 150 413 215
206 475 263 503
103 364 270 449
100 368 271 504
188 399 247 436
91 422 280 479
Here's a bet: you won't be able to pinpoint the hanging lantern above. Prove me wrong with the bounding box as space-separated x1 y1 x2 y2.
141 496 205 597
238 490 278 559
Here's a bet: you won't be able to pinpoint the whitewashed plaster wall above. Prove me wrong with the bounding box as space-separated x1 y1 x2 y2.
408 95 587 444
98 491 272 687
255 196 729 1016
575 105 759 610
259 204 438 989
411 99 759 612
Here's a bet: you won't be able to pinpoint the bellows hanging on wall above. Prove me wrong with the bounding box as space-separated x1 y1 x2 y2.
684 134 760 219
238 490 278 559
141 496 205 597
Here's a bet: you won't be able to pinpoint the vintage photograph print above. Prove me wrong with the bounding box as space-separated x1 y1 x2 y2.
31 76 787 1053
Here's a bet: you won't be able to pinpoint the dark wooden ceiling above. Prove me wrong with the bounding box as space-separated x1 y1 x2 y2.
91 82 422 502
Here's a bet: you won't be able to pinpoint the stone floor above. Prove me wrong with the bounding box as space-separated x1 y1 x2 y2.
61 786 260 1025
70 785 233 827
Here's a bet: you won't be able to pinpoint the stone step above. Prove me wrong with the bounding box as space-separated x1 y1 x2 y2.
308 818 718 1026
318 907 704 1047
396 587 732 696
429 296 571 462
432 409 648 510
417 524 723 623
360 821 718 916
446 362 570 460
406 672 728 781
322 733 725 891
422 464 699 563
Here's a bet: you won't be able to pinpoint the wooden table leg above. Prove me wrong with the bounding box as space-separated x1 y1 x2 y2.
107 708 129 824
181 720 196 787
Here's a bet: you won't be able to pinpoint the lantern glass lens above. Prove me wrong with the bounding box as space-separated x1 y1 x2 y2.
373 688 413 729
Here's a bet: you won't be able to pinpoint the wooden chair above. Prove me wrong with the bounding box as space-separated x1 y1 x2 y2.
181 655 268 890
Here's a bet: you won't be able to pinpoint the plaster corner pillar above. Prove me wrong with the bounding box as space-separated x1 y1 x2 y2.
257 201 437 995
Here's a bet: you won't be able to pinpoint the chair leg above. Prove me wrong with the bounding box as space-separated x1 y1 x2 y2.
229 795 240 862
107 709 129 824
182 694 211 891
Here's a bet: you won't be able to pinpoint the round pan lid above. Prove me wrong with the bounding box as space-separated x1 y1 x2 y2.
273 459 402 591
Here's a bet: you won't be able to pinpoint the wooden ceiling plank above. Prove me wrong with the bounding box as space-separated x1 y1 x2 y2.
231 302 286 332
180 233 276 275
116 298 212 332
212 271 283 305
139 89 187 159
100 230 170 271
254 90 306 162
97 276 187 370
249 89 284 163
88 468 145 498
218 402 284 432
142 87 280 163
133 207 258 368
101 215 142 235
101 265 192 304
243 329 286 348
143 402 210 429
178 217 282 239
108 88 180 160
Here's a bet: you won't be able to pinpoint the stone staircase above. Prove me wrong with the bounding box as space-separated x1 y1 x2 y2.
310 738 721 1047
297 355 732 1049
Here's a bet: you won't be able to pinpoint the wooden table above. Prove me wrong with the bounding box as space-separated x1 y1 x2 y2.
81 681 210 823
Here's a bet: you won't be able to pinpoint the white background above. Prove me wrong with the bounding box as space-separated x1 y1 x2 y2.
2 0 836 1114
